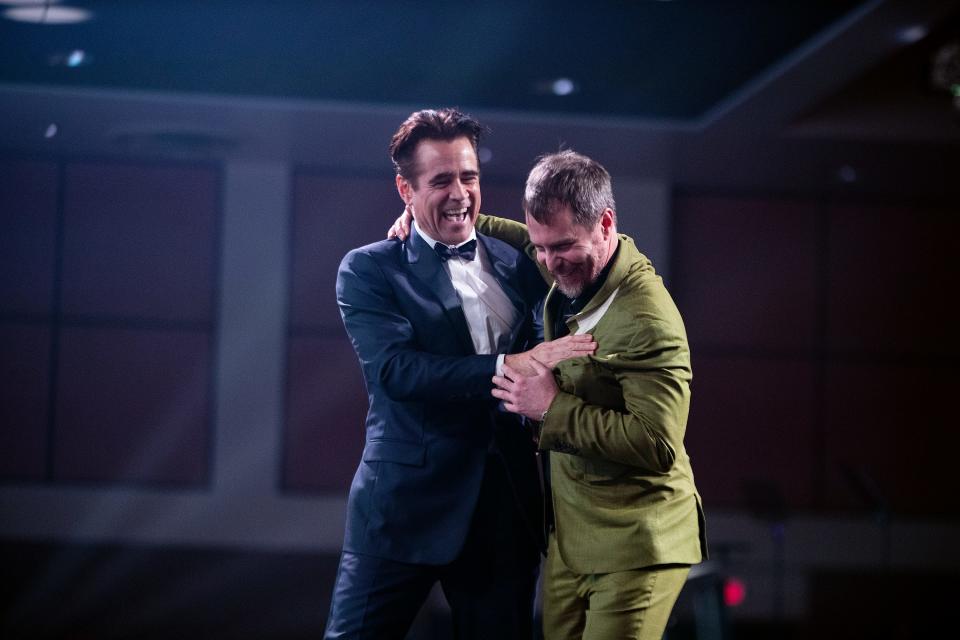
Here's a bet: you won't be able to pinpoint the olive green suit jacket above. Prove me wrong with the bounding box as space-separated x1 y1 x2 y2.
477 214 707 574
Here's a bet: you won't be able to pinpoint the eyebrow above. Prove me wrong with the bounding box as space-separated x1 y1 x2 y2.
533 239 576 251
428 169 479 184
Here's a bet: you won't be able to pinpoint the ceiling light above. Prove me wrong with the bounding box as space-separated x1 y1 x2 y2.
48 48 92 67
478 147 493 163
3 5 91 24
532 77 580 97
551 78 577 96
897 25 928 44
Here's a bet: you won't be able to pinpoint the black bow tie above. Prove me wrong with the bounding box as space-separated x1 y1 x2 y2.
434 239 477 262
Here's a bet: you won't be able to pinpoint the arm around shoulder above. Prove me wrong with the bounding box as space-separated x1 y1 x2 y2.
476 214 552 283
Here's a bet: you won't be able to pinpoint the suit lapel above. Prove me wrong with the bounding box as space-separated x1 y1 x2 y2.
545 235 635 340
567 235 633 331
542 284 559 342
404 230 476 354
478 233 529 349
478 233 526 305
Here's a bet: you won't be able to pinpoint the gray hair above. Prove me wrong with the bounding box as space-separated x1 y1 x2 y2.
523 150 616 227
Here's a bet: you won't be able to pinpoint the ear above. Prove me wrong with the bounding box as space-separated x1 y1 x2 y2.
396 174 414 206
599 208 615 238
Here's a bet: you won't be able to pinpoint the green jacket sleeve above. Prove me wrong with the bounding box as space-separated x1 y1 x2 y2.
475 214 552 283
538 318 692 473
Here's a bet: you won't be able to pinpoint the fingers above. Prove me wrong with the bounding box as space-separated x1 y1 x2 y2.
532 340 596 368
554 334 595 344
491 387 518 414
542 334 597 359
387 217 403 239
546 335 596 350
388 207 413 240
528 356 551 375
562 335 598 352
500 363 521 382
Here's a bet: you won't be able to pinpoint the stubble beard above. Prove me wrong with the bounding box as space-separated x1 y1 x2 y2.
554 257 601 299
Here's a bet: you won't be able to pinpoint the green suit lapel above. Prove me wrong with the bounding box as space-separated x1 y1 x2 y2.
544 235 636 340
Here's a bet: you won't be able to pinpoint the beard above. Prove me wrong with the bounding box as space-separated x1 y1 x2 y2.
555 276 586 298
553 257 602 299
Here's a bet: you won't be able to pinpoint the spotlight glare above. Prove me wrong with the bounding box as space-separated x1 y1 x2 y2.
3 5 91 24
66 49 85 67
44 123 58 139
898 24 927 44
551 78 576 96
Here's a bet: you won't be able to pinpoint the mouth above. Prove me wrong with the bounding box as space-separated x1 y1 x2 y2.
442 206 469 223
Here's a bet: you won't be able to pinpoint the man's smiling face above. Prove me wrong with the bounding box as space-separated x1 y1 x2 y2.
398 136 480 246
527 204 615 298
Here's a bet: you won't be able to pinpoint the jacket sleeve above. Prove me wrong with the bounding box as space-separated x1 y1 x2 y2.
538 317 692 473
336 248 499 402
475 214 553 284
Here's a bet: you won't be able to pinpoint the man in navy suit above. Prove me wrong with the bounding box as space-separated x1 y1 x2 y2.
325 108 596 639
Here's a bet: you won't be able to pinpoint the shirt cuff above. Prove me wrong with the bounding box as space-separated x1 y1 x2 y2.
495 353 505 376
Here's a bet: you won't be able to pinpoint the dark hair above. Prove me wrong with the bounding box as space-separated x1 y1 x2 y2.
523 150 616 227
389 108 485 184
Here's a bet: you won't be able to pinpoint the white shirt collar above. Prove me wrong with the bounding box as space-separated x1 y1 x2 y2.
413 220 477 250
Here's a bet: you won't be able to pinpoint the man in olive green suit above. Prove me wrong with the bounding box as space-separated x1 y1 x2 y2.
487 150 707 640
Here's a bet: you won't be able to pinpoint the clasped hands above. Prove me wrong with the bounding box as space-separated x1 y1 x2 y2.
492 335 594 420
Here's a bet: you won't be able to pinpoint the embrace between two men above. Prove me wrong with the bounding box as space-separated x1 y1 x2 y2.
325 108 706 640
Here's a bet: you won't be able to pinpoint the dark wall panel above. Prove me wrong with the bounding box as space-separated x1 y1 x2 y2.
673 195 819 352
284 335 365 491
822 362 959 516
479 181 526 222
675 192 958 517
1 160 219 488
53 327 212 485
826 203 959 357
0 324 51 480
290 174 396 330
0 160 58 317
61 163 218 323
686 355 817 510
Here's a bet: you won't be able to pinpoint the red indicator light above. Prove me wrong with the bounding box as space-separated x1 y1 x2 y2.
723 577 746 607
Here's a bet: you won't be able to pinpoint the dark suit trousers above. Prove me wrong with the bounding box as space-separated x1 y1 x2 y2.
323 452 540 640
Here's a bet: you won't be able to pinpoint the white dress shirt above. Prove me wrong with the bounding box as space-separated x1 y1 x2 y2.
414 222 519 371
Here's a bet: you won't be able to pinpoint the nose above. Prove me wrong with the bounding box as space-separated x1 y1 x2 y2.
542 249 562 272
449 179 469 202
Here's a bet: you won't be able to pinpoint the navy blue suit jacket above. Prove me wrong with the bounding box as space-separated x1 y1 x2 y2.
335 228 546 565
